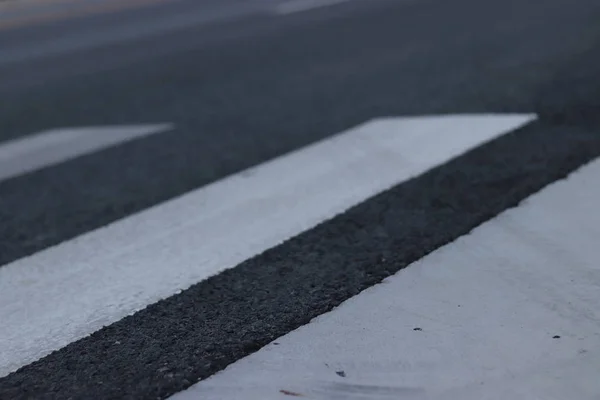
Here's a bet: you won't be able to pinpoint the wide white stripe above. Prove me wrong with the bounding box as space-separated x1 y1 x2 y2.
0 124 172 182
0 114 534 377
177 157 600 400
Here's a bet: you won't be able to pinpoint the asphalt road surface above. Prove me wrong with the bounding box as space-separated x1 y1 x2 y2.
1 0 600 398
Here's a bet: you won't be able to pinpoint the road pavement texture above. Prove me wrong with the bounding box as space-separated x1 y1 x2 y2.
1 0 600 398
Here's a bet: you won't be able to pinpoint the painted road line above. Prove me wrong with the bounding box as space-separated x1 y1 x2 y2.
0 124 173 182
0 114 533 378
274 0 350 15
3 117 598 399
177 157 600 400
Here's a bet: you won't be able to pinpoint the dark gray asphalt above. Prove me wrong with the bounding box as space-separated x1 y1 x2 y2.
1 0 600 397
0 0 274 67
1 0 599 267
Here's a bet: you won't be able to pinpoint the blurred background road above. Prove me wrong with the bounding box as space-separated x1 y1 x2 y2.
1 0 600 267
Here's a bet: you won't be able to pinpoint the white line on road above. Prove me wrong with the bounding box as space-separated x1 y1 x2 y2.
0 124 173 182
176 156 600 400
0 114 534 378
274 0 350 15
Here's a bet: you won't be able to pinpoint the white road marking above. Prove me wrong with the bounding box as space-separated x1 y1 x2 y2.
176 157 600 400
0 124 173 182
274 0 350 15
0 114 534 378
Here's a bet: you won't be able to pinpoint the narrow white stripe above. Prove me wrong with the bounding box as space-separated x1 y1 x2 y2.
0 124 173 182
177 157 600 400
274 0 350 15
0 114 534 377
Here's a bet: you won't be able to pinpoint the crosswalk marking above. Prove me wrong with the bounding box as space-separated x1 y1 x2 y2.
2 112 598 399
0 124 172 182
177 157 600 400
0 113 533 378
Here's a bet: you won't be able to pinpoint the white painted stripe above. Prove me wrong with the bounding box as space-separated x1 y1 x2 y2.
0 114 534 377
176 157 600 400
0 124 173 182
274 0 350 15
